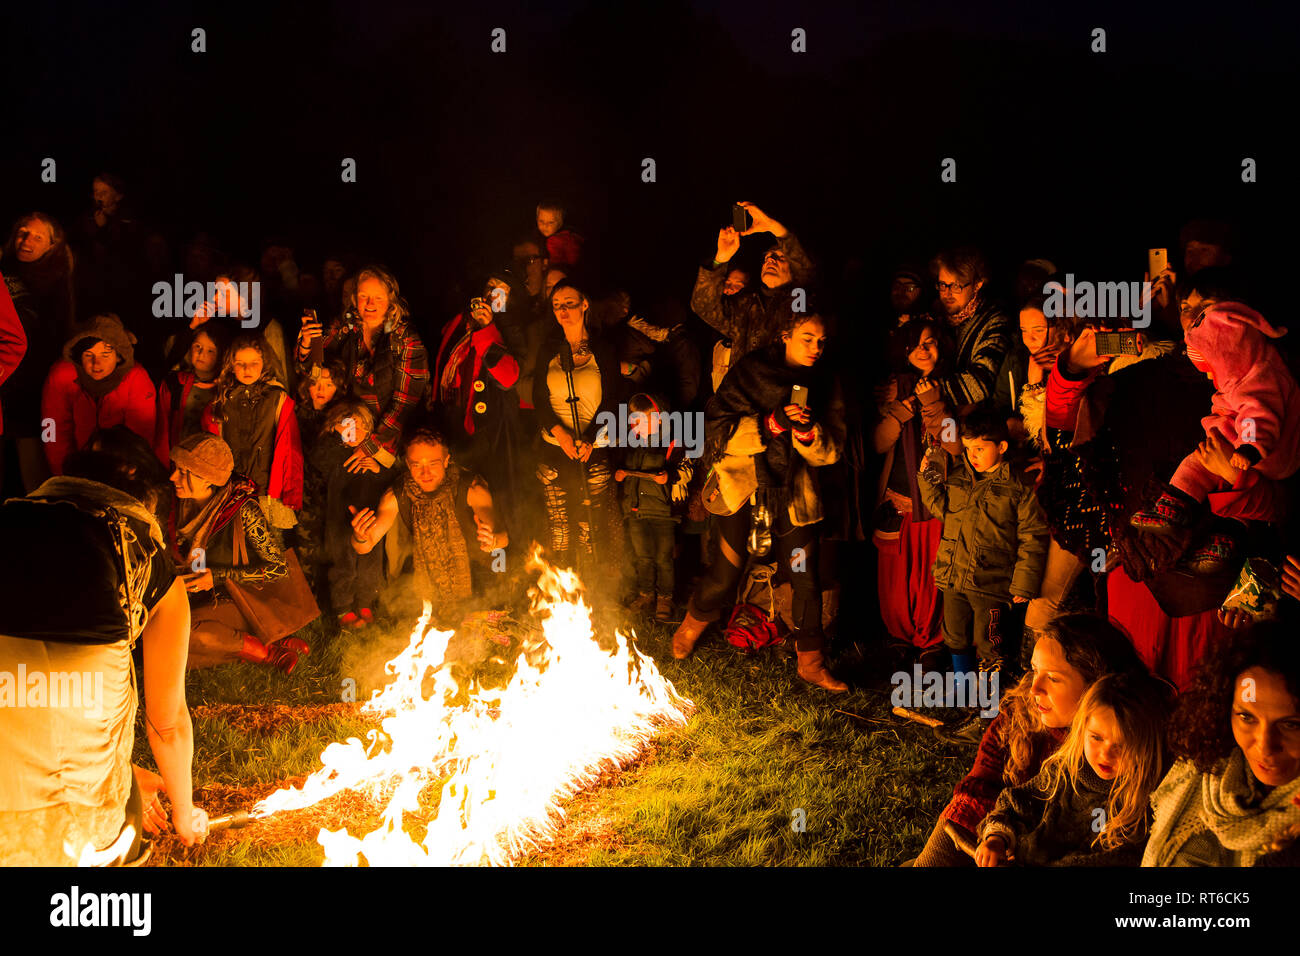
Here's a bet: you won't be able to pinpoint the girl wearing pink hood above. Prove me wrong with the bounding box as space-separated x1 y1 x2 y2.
1132 271 1299 569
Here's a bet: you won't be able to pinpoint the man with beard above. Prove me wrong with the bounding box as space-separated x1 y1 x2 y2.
927 247 1012 409
690 202 815 386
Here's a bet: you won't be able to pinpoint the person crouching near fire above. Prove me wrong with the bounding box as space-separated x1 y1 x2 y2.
917 407 1048 744
0 440 206 864
348 428 509 626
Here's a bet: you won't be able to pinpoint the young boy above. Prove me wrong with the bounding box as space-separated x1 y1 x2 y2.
614 392 693 622
535 200 584 268
313 398 393 628
917 407 1048 742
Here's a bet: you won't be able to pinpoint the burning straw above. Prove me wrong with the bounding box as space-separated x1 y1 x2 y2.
252 549 694 866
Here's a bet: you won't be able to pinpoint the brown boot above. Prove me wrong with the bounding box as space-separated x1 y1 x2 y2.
629 591 655 615
671 609 709 659
654 594 675 623
797 649 848 692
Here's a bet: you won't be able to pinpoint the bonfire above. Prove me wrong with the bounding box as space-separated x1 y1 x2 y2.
251 548 694 866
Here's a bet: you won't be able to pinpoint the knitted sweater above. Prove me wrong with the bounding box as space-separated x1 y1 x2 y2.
979 760 1146 866
1142 752 1300 867
942 713 1067 835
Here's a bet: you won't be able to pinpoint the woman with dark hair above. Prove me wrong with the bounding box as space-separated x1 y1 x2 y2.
168 433 311 673
431 268 527 538
912 614 1153 866
156 324 232 459
1144 622 1300 866
873 318 961 670
41 313 159 475
673 309 847 691
531 279 628 579
2 212 77 491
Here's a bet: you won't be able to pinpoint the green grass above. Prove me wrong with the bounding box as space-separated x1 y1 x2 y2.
136 603 972 867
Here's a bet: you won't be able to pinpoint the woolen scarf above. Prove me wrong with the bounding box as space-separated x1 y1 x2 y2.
404 466 472 601
1142 751 1300 867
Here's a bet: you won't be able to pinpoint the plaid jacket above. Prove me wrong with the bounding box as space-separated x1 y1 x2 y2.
301 311 429 459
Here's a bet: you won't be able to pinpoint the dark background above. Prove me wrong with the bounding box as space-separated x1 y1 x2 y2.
3 0 1295 333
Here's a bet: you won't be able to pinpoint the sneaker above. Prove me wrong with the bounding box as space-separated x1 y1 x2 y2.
934 714 992 746
339 611 364 629
1180 533 1239 576
1130 491 1196 535
357 607 375 623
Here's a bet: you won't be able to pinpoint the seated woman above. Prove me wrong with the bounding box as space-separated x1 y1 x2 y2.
1144 621 1300 866
169 433 310 673
912 614 1149 866
348 428 508 627
41 313 160 475
673 310 846 691
0 439 205 864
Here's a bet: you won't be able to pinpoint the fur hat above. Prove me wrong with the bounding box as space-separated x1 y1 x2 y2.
64 313 136 368
170 433 234 486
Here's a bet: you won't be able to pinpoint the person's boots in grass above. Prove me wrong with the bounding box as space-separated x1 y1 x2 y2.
886 639 914 674
936 654 999 746
672 606 710 659
1130 488 1198 535
931 650 978 730
917 642 944 674
628 591 654 616
654 593 675 624
796 647 849 693
237 633 310 675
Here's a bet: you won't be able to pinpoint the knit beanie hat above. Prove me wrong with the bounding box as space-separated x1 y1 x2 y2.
170 433 234 486
64 312 136 368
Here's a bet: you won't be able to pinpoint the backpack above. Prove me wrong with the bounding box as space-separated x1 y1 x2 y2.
722 561 783 652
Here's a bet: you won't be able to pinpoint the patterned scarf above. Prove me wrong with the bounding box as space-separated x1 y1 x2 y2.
404 467 472 601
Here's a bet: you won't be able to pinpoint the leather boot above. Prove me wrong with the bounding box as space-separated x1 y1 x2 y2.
671 609 709 659
237 633 270 664
796 649 848 692
264 637 309 675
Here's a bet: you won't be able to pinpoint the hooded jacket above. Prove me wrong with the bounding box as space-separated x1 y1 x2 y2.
1184 302 1300 481
40 314 159 475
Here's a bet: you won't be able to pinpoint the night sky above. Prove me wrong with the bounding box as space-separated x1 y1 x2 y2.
4 0 1295 327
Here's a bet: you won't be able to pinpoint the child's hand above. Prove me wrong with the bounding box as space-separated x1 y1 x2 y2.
1218 607 1253 629
975 836 1009 867
1012 595 1029 604
614 469 627 482
1229 451 1253 471
1196 431 1242 484
653 470 669 485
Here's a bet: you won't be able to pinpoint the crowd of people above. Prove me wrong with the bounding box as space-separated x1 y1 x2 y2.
1 175 1298 866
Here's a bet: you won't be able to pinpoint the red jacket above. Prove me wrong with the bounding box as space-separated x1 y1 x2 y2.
0 274 28 435
40 360 158 474
545 229 584 268
941 712 1066 836
201 391 304 510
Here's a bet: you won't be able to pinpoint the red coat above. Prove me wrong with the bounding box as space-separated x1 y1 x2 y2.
0 274 29 435
201 391 304 510
40 360 158 474
545 229 584 268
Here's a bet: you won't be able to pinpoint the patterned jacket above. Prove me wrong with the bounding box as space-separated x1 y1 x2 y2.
934 295 1013 409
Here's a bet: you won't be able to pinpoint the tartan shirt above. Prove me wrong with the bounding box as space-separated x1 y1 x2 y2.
301 311 429 459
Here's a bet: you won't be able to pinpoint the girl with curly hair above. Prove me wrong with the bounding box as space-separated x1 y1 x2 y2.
976 671 1171 866
912 614 1148 866
1143 622 1300 866
203 332 303 530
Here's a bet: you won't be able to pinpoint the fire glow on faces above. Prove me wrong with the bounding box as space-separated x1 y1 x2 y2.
961 436 1006 473
783 318 826 368
406 439 450 493
309 370 339 410
232 347 264 386
536 209 562 238
356 276 391 327
1083 706 1127 781
1028 637 1087 730
189 331 220 378
938 266 981 316
80 342 119 381
908 328 939 375
1232 667 1300 787
14 218 54 262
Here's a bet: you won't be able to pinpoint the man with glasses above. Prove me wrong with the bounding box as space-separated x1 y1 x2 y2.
691 201 815 388
928 247 1012 409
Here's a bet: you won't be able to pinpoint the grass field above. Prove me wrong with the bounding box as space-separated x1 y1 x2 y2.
137 587 973 867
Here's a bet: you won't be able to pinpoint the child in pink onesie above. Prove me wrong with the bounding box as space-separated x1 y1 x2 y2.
1131 301 1300 569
